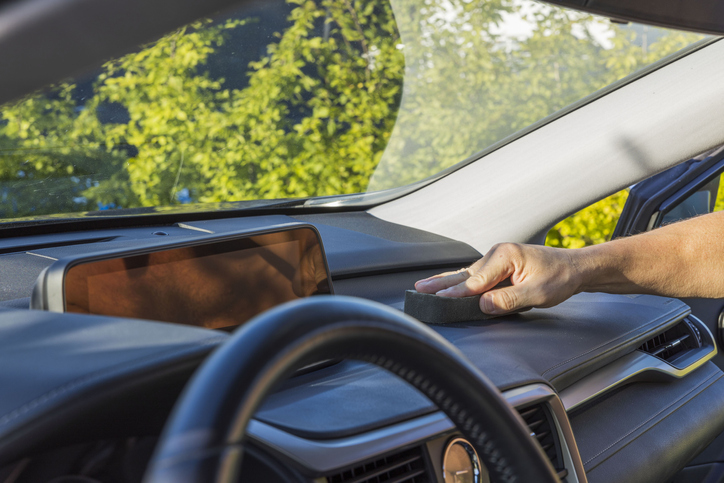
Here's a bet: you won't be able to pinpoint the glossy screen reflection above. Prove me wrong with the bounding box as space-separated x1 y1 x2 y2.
64 228 331 329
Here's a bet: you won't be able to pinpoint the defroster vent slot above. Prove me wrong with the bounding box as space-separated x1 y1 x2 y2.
326 445 430 483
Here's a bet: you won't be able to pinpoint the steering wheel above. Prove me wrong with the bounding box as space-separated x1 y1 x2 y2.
144 296 559 483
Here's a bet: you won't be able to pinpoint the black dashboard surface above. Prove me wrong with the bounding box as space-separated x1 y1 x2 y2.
0 289 691 446
0 212 718 483
0 309 228 465
0 213 481 306
254 291 690 438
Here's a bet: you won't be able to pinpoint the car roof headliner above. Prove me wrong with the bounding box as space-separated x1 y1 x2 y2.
0 0 253 106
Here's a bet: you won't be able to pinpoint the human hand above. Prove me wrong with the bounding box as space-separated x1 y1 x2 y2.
414 243 583 315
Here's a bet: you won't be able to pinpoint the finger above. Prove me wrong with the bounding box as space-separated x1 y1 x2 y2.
416 269 464 285
480 285 533 314
415 269 470 294
415 258 488 293
436 253 513 297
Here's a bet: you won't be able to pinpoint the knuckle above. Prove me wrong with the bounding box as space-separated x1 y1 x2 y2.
502 242 523 255
470 257 485 269
497 290 518 311
499 243 525 264
466 270 488 287
487 243 506 258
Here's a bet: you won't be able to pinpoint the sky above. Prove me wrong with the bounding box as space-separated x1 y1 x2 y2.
490 0 615 48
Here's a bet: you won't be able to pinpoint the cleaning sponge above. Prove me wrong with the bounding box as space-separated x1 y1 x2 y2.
403 289 497 324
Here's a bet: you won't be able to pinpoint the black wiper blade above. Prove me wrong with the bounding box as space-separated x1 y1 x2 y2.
81 198 310 217
0 197 310 226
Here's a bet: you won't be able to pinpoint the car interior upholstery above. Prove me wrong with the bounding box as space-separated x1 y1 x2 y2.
1 0 724 482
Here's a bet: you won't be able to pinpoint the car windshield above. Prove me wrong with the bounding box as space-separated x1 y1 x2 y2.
0 0 707 220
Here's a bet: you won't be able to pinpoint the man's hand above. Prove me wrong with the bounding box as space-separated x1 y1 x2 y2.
414 243 585 314
414 211 724 314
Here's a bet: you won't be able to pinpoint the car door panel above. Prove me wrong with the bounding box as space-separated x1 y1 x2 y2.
615 149 724 482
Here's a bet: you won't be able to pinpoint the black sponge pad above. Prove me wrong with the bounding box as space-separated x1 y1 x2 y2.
403 290 498 324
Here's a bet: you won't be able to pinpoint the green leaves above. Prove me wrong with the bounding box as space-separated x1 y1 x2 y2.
546 189 629 248
0 0 706 223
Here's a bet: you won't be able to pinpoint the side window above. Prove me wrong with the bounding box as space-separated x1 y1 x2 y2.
545 189 629 248
547 171 724 249
660 175 721 225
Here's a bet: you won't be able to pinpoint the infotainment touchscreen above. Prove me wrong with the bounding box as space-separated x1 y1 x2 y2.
51 227 332 329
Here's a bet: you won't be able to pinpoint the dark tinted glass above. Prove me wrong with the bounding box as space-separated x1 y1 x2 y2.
64 228 331 329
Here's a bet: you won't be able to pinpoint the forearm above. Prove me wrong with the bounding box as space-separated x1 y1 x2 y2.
416 210 724 314
574 211 724 298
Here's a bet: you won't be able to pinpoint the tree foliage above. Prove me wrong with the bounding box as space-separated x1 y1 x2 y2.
0 0 705 245
545 188 629 248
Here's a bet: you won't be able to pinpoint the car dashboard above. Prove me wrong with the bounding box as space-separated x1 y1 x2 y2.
0 212 721 483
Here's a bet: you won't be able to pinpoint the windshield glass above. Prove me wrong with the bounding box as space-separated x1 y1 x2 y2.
0 0 707 220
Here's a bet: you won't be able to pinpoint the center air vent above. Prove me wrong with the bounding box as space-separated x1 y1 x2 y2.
517 404 568 480
326 446 430 483
638 318 702 364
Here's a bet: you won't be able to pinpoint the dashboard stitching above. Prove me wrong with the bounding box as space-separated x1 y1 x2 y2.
541 306 687 377
0 336 226 429
582 370 722 467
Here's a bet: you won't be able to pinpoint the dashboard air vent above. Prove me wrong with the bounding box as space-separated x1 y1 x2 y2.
326 445 430 483
638 318 702 364
517 403 568 480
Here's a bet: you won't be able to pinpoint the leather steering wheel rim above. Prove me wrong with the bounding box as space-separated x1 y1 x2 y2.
144 295 559 483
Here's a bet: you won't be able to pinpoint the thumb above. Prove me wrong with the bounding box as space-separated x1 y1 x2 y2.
480 286 530 314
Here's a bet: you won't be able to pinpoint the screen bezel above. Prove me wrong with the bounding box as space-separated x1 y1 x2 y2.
30 224 334 322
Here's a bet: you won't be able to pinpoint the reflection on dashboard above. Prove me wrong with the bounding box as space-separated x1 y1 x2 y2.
63 227 331 329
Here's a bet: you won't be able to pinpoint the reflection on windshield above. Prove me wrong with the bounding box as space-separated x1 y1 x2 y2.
0 0 706 219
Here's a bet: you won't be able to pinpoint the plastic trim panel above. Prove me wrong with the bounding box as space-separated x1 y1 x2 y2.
247 384 587 482
560 315 717 411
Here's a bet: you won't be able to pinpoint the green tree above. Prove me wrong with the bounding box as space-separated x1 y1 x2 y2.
545 189 629 248
0 0 706 228
0 84 125 217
